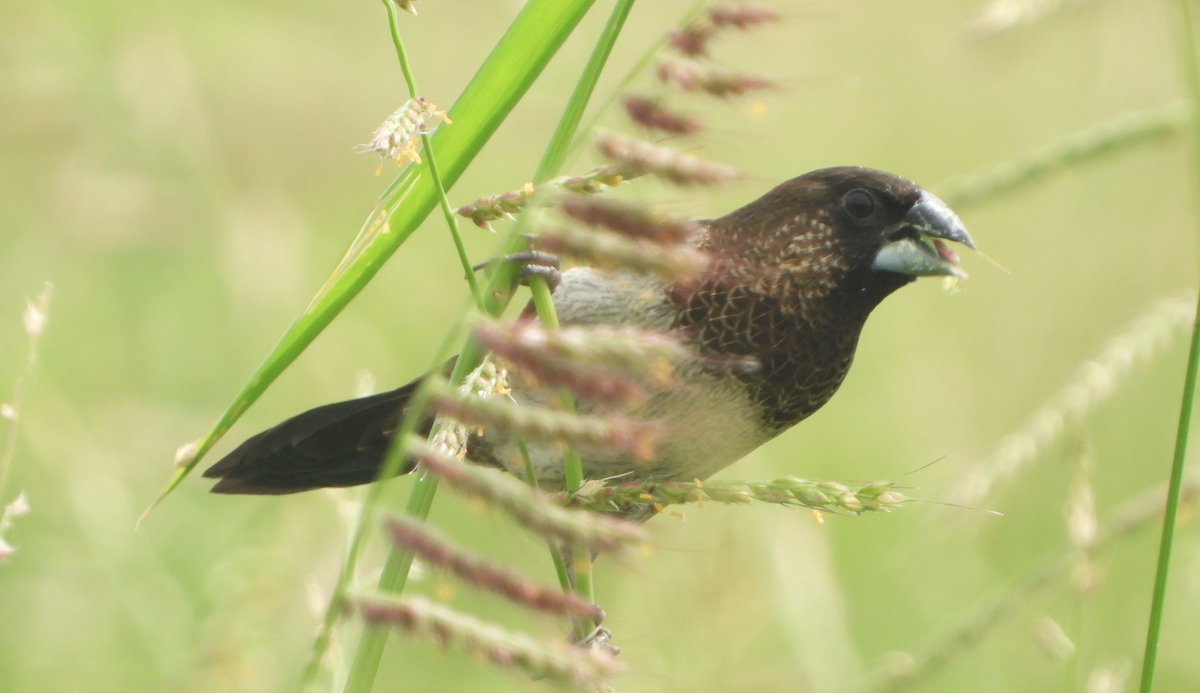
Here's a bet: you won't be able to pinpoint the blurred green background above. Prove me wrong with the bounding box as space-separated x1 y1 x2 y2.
2 0 1199 691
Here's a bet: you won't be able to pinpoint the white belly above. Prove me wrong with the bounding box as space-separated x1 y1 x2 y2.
488 267 772 486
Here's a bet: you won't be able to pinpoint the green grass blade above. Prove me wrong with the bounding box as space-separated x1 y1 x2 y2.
533 0 636 184
141 0 601 520
1138 3 1200 691
568 0 708 157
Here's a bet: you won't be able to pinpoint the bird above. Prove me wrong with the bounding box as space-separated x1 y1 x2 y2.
203 166 973 496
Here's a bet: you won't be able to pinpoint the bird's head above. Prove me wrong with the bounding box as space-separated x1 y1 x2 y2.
702 166 975 312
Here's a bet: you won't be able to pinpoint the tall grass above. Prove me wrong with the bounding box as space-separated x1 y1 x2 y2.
152 2 1200 692
3 1 1200 692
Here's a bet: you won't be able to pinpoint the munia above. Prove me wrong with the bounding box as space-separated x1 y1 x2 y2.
204 167 974 496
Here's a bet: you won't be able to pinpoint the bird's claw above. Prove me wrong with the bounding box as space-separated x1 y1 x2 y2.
571 626 620 657
473 250 562 291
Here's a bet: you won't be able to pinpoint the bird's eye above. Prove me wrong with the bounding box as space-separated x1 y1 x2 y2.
842 188 876 220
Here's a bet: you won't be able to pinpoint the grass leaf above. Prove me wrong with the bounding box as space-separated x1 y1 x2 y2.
141 0 601 521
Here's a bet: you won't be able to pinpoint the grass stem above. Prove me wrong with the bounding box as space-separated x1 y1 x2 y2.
382 0 482 308
527 275 596 638
568 0 709 158
331 1 634 688
519 437 575 594
1138 5 1200 692
534 0 637 185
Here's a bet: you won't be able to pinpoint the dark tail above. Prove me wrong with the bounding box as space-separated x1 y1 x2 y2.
203 379 425 494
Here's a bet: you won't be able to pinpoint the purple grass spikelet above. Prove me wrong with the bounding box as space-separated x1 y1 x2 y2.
406 438 650 554
385 516 605 622
354 596 620 691
595 131 738 186
560 195 703 244
621 95 706 135
656 58 775 98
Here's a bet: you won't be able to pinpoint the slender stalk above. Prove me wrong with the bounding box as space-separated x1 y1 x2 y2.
518 436 575 594
568 0 709 158
334 1 637 689
534 0 637 184
523 0 644 637
335 277 529 693
382 0 482 308
340 455 441 693
382 0 419 95
524 277 583 492
524 221 585 507
424 142 483 309
528 275 595 638
1138 4 1200 692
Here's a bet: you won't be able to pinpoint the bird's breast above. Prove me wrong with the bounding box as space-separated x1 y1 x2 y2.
469 266 776 485
485 367 772 487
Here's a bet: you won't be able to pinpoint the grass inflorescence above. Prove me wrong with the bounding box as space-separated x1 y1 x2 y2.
132 2 1200 693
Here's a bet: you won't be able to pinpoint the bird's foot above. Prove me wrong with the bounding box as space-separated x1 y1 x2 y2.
472 250 562 291
571 626 620 658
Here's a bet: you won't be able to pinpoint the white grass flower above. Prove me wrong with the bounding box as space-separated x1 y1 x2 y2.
5 492 29 518
21 300 44 338
173 440 200 468
951 295 1195 505
359 98 450 168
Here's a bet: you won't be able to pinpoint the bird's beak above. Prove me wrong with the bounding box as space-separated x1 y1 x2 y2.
872 191 975 279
